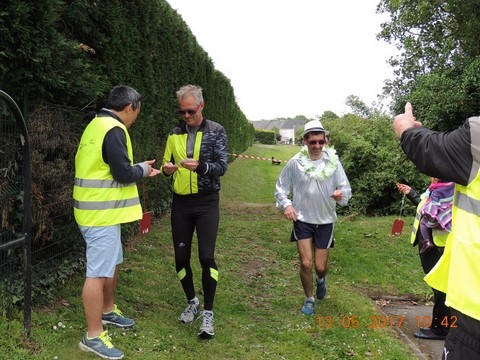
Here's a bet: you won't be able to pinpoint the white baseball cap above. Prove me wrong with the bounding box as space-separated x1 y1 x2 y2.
302 120 329 137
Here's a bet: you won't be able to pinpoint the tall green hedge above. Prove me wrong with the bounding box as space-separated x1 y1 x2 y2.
0 0 254 220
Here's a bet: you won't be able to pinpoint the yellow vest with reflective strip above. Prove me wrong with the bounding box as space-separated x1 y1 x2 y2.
73 116 142 226
410 197 449 247
425 176 480 321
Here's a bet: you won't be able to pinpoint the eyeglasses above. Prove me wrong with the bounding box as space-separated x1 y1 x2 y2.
178 104 201 116
308 140 326 145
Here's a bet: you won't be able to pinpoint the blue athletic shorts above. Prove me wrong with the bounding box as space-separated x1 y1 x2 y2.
290 221 335 249
79 224 123 278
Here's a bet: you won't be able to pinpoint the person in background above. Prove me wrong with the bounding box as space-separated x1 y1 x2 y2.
161 84 228 339
418 179 454 254
74 85 160 359
275 120 351 315
394 102 480 359
396 179 453 340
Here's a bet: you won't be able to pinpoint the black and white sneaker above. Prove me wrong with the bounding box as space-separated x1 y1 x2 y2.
178 298 199 324
197 310 215 339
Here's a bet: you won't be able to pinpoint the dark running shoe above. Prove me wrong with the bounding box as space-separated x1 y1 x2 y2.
102 304 134 328
316 276 327 300
79 331 124 359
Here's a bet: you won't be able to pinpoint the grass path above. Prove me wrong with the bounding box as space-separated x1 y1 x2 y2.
3 144 429 359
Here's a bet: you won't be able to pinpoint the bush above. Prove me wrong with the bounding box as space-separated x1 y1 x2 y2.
323 114 430 215
254 129 276 144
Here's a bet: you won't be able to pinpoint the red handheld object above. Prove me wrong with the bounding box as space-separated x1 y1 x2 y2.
391 218 404 236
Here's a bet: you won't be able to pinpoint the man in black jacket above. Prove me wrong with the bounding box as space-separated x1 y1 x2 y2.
394 102 480 360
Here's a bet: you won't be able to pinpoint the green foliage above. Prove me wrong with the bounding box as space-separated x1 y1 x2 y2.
0 0 253 213
323 114 429 215
319 110 339 121
378 0 480 129
0 0 108 105
0 0 253 158
345 95 372 118
254 129 277 144
401 58 480 131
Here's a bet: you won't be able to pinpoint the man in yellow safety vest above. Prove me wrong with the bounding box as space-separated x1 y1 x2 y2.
394 102 480 360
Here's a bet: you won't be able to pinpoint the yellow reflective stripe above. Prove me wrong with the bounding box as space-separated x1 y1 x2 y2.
410 214 420 244
177 268 186 280
210 268 218 282
410 198 427 244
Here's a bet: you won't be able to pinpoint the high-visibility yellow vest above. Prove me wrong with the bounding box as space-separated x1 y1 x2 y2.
410 197 449 247
162 131 203 195
425 176 480 321
73 116 142 226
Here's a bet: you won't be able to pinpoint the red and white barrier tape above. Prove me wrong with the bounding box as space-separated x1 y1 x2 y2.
229 153 287 163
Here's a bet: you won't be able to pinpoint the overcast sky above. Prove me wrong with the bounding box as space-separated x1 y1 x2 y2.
166 0 397 120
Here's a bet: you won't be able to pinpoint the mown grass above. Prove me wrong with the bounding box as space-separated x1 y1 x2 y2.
1 144 430 359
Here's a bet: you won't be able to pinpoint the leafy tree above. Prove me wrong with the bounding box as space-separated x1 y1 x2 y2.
345 95 372 118
377 0 480 129
292 115 309 121
319 110 339 121
271 126 281 141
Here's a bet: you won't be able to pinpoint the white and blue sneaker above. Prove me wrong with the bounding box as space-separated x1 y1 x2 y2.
197 310 215 339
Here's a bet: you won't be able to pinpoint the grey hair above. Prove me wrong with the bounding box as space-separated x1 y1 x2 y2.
176 84 203 104
106 85 142 111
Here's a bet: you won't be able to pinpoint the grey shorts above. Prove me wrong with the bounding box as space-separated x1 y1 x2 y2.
290 221 334 249
79 224 123 278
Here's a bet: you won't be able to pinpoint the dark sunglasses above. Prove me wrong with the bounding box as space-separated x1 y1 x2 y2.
308 140 326 145
178 104 201 116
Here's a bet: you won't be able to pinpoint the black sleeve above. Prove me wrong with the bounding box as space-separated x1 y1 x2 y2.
103 127 144 183
406 188 421 206
400 120 472 185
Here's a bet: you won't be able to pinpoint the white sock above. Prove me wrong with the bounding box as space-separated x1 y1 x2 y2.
189 297 199 305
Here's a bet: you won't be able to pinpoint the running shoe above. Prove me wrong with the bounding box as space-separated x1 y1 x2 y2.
316 276 327 300
178 298 199 324
197 310 215 339
79 330 124 359
301 299 315 315
102 304 135 328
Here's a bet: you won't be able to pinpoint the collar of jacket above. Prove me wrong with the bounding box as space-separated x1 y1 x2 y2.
178 117 206 132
